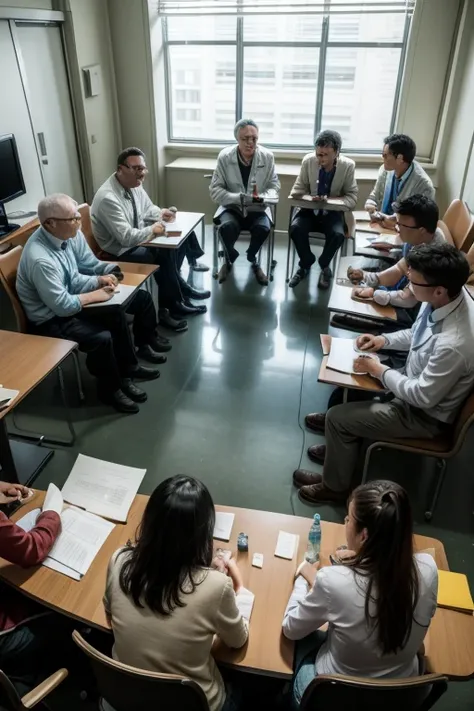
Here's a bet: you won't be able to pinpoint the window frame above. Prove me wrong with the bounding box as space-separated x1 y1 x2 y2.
162 9 411 152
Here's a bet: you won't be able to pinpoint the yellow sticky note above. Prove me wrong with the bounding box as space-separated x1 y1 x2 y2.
437 570 474 613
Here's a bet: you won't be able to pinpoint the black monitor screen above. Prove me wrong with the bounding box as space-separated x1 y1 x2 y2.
0 134 26 203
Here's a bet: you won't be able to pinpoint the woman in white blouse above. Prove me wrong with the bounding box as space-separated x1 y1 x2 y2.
104 475 248 711
282 480 438 707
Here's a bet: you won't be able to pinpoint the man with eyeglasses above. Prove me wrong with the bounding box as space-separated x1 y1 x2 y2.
365 134 435 230
288 130 358 290
17 193 162 414
210 118 280 285
291 242 474 504
347 195 446 326
91 147 209 332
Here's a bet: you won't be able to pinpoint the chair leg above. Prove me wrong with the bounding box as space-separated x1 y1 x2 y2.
285 232 292 282
425 459 447 522
56 365 76 446
212 224 219 279
361 443 379 484
72 351 85 402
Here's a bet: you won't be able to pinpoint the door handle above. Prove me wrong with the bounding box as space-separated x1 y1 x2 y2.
37 132 47 157
42 158 49 165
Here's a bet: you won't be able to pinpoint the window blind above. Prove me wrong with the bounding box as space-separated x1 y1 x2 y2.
156 1 415 17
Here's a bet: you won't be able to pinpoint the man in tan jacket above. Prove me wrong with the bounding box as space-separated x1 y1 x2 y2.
289 130 358 289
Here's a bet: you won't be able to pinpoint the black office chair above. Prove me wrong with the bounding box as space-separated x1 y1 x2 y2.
0 668 68 710
72 631 210 711
299 672 448 711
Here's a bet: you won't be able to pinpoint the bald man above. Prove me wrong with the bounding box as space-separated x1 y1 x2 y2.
16 194 162 414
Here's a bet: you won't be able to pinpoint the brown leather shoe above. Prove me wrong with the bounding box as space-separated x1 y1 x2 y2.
252 263 269 286
298 482 349 505
305 412 326 434
218 263 231 283
293 469 323 489
307 444 326 464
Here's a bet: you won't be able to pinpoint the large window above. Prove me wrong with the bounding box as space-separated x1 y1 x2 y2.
162 2 411 151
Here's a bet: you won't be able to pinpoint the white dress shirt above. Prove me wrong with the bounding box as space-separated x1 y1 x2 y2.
282 554 437 679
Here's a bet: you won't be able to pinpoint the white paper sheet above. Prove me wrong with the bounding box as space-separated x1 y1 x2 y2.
42 482 63 515
213 512 235 541
46 507 115 577
42 557 82 581
148 234 185 247
275 531 299 560
236 587 255 621
61 453 146 522
165 221 182 234
0 387 19 411
327 338 379 375
86 284 137 308
15 508 41 532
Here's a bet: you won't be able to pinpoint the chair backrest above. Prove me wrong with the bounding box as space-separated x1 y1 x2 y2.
442 199 474 252
0 670 24 711
436 220 454 246
78 203 101 255
452 389 474 447
0 246 28 333
300 673 448 711
72 631 210 711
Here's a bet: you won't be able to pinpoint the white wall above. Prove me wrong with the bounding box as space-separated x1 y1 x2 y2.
62 0 121 195
438 0 474 211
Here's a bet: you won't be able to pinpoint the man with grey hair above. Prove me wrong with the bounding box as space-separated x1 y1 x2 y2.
17 193 162 414
210 119 280 285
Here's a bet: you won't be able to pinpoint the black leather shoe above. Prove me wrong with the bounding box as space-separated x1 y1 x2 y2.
171 302 207 317
121 378 147 403
288 268 310 288
136 345 168 364
181 282 211 300
98 388 140 414
318 266 333 290
149 333 172 352
129 365 161 381
159 309 188 333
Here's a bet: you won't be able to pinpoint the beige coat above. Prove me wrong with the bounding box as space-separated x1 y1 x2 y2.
290 152 358 210
103 549 248 711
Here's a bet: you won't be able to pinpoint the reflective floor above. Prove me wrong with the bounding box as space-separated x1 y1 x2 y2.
2 230 473 708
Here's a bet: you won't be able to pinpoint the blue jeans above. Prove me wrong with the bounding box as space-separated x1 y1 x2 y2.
292 630 327 709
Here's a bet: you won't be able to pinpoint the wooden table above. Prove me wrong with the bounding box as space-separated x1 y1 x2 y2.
143 211 205 250
354 230 402 259
0 331 77 484
328 280 397 322
1 493 473 681
318 334 383 394
0 216 39 251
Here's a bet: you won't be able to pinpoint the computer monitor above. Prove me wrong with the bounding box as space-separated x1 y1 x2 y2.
0 133 26 237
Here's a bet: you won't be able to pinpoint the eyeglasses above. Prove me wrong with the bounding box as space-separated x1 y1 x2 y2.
239 136 258 144
48 215 81 224
408 279 438 288
395 222 420 232
123 163 148 173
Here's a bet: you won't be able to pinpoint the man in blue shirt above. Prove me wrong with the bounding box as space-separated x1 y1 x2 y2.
17 194 162 414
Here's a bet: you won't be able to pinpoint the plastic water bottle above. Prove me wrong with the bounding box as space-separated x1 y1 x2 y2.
305 513 321 564
250 177 258 199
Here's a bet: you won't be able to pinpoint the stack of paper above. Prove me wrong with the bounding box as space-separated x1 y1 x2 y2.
164 222 182 236
61 454 146 523
437 570 474 614
86 284 137 309
0 387 19 411
327 338 379 375
214 512 235 541
275 531 299 560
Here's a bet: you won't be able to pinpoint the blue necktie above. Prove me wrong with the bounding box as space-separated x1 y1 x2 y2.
411 304 433 348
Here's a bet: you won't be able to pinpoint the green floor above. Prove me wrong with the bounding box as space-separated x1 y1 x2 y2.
1 232 473 709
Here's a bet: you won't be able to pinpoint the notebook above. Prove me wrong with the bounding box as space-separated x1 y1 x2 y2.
437 570 474 614
326 338 379 375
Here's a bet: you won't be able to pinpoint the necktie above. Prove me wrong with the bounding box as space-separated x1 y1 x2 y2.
411 304 433 349
126 189 139 228
61 241 67 250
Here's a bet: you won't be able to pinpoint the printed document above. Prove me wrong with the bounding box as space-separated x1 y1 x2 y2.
86 284 136 308
327 338 379 375
213 512 235 541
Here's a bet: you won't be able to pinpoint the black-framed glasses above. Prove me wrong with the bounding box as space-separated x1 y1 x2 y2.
123 163 148 173
47 215 81 223
395 222 420 232
409 279 438 288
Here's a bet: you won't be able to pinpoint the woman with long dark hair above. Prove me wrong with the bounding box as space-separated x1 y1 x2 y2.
103 475 248 711
282 480 438 707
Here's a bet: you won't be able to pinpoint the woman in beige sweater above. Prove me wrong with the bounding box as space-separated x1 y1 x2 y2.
103 475 248 711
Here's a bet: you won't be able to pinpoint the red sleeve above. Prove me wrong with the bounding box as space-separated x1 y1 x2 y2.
0 510 61 567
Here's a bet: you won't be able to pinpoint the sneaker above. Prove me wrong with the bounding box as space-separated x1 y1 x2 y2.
121 378 147 403
288 268 309 288
318 267 333 290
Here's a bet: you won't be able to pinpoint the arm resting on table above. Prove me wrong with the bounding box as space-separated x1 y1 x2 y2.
282 570 330 641
0 511 60 567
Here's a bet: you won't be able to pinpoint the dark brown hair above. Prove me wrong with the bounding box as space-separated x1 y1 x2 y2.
345 480 419 655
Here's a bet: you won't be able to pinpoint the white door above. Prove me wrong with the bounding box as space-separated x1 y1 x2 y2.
15 23 84 202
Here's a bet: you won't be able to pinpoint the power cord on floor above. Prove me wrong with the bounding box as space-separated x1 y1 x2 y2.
290 300 314 515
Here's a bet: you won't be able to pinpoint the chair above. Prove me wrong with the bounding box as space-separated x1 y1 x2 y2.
0 246 82 444
361 389 474 521
78 203 101 256
299 672 448 711
441 199 474 253
0 668 68 710
285 201 356 283
72 631 210 711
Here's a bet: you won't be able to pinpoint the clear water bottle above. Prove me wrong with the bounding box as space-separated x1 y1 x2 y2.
250 177 258 199
305 513 321 564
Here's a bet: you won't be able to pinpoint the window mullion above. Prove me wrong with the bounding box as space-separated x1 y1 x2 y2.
236 16 244 122
389 11 412 133
314 14 329 140
162 17 174 141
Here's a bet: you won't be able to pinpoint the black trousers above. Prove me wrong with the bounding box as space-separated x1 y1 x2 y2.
31 291 156 392
119 244 188 309
185 231 205 262
217 210 271 264
290 209 345 269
